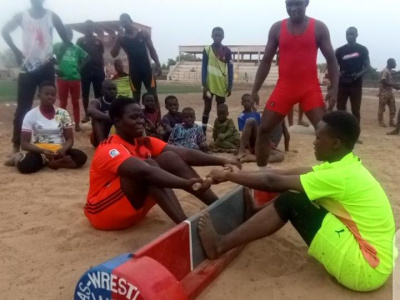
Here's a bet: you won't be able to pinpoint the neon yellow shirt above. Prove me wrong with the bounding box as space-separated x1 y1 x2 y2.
205 45 228 97
112 74 131 98
300 153 396 291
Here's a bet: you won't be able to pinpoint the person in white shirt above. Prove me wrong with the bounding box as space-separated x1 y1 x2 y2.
5 81 87 174
2 0 71 154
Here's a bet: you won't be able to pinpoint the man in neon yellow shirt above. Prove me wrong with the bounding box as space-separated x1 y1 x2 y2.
200 111 396 292
201 27 233 134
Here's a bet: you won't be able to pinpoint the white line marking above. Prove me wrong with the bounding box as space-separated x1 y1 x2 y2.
393 230 400 300
184 220 194 271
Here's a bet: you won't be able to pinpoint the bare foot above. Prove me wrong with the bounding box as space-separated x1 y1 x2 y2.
240 154 257 163
237 152 246 161
379 122 387 128
298 120 310 127
4 152 23 167
198 212 222 260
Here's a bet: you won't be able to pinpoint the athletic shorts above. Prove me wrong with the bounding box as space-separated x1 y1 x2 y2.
130 71 157 94
309 213 390 291
84 176 156 231
266 83 324 115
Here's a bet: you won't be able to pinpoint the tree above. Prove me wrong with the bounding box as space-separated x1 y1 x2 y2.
317 63 327 73
161 63 168 70
176 53 199 62
362 67 380 81
167 58 176 68
0 49 18 69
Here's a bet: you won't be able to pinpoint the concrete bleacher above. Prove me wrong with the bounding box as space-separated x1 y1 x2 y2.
167 61 279 85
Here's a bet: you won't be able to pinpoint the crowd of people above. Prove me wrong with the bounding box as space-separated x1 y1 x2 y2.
2 0 398 295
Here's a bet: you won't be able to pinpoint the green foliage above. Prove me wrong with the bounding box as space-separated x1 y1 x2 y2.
317 63 327 72
176 53 199 62
0 80 17 101
167 58 176 68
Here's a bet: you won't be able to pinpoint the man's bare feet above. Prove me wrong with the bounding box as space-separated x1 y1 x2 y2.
198 211 222 260
298 120 309 127
240 154 257 163
4 152 23 167
237 152 246 161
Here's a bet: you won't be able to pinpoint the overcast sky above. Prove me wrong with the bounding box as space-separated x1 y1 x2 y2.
0 0 398 69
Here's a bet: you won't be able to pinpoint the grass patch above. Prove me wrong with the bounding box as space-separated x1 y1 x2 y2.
0 80 17 101
0 80 249 102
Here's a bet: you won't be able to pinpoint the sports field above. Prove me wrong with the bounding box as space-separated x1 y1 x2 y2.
0 84 398 299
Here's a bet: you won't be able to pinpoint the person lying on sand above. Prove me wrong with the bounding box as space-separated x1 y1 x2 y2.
85 96 240 231
199 111 396 292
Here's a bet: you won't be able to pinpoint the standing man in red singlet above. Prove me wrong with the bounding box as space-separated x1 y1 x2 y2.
252 0 339 167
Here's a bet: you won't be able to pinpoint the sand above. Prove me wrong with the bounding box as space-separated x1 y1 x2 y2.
0 84 398 300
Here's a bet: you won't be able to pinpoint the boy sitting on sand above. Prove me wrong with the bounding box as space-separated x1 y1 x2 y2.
237 94 291 163
112 59 131 98
161 95 183 142
142 93 163 138
210 104 240 153
88 80 118 147
168 107 210 152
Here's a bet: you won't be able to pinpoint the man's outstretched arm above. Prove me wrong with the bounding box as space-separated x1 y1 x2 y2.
251 21 280 106
317 21 339 112
163 145 241 169
144 32 161 75
2 13 24 65
208 169 304 192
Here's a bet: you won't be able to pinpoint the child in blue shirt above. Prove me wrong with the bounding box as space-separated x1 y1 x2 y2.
237 94 291 163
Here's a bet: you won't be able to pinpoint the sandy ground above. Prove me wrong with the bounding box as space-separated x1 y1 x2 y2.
0 84 399 300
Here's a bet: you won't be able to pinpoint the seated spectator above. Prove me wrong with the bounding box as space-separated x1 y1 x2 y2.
112 59 131 98
4 81 87 173
168 107 209 152
210 104 240 153
237 94 261 131
87 80 117 147
161 95 183 141
142 93 163 138
237 94 291 163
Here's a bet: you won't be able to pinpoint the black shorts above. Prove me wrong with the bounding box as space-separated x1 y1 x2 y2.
16 149 87 174
203 91 226 104
130 71 157 96
274 191 328 246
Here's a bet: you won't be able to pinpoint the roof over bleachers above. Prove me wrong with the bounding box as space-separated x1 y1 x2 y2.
179 45 266 55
